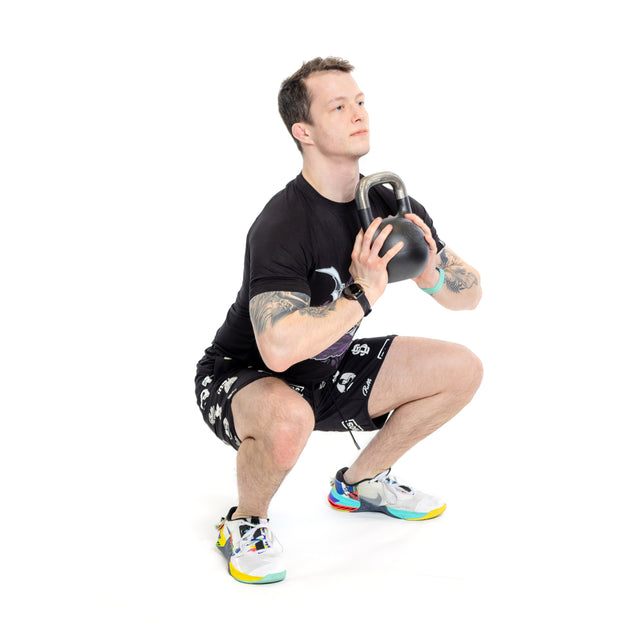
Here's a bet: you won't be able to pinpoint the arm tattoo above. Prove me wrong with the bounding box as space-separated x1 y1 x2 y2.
249 291 313 336
297 303 338 319
439 248 479 294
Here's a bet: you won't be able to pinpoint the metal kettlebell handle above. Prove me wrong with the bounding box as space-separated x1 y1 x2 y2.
354 171 430 283
355 171 412 229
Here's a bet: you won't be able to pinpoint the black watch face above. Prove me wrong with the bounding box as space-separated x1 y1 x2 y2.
344 283 363 299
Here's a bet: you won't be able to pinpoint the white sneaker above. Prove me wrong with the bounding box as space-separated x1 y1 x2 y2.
216 507 286 584
328 467 446 520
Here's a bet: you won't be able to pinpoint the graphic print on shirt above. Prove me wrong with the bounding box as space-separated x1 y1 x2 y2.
315 267 347 301
310 266 360 368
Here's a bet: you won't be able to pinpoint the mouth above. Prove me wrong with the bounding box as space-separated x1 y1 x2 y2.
351 129 369 137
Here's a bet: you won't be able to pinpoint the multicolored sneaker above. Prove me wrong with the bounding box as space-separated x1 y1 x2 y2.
328 467 446 521
215 507 286 584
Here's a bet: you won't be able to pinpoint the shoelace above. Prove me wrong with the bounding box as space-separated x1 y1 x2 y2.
333 469 413 496
234 520 272 554
374 471 414 502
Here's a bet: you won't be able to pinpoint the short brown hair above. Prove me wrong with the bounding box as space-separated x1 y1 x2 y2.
278 57 355 152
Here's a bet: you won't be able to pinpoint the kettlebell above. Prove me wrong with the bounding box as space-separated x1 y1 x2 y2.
355 171 429 283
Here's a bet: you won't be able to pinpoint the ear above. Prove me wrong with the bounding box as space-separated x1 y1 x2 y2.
292 122 313 147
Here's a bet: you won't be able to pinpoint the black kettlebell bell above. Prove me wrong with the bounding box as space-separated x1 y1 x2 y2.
355 171 429 283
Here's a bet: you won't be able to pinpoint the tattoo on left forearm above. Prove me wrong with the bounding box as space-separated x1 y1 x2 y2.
445 267 478 293
439 248 479 294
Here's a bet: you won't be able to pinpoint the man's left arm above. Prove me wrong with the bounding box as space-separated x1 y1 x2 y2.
404 213 482 311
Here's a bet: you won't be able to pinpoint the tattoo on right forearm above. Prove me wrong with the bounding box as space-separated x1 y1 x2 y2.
249 291 310 336
298 301 338 319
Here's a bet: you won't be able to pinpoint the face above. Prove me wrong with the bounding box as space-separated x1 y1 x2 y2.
300 71 370 160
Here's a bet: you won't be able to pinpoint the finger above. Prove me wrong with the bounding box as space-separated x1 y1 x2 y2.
404 213 430 232
403 213 423 224
352 229 364 256
381 240 404 265
369 223 393 255
404 213 429 234
362 216 383 244
405 213 436 249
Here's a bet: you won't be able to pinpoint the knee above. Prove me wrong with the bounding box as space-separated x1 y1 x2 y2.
266 396 315 472
453 345 483 400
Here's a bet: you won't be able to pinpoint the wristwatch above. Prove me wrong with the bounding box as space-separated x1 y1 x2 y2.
342 283 371 316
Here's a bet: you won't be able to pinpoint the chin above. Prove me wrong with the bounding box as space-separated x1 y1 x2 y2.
351 141 370 159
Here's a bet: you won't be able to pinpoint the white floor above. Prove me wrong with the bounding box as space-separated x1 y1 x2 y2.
2 2 639 637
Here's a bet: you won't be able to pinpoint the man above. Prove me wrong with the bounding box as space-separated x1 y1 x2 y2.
195 57 483 584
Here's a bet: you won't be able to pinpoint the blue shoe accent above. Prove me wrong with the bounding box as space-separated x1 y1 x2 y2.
329 484 360 509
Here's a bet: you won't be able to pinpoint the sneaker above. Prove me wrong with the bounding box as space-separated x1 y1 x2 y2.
328 467 446 521
215 507 286 584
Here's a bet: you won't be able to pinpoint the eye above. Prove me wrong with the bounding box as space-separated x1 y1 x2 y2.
335 105 344 111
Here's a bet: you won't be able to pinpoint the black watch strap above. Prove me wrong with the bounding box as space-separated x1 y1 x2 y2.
342 283 372 316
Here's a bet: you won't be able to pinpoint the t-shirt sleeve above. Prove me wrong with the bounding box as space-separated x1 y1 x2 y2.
247 216 312 300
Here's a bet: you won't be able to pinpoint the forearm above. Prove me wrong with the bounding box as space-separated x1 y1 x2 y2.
431 267 482 309
421 248 482 310
251 220 399 370
250 292 364 372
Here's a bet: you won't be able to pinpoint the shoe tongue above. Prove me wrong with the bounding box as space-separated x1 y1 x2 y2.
238 516 267 538
374 469 411 491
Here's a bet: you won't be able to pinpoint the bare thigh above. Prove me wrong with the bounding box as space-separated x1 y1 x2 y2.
367 336 483 418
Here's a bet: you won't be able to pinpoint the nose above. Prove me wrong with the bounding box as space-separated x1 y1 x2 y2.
352 102 366 122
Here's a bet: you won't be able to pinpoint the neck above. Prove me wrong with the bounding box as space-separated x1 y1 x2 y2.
301 155 361 203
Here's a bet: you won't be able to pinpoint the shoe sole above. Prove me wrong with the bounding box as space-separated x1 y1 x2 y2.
217 530 286 584
328 489 446 520
229 563 286 584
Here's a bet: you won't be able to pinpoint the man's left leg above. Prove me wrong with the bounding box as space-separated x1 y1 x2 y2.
343 335 483 485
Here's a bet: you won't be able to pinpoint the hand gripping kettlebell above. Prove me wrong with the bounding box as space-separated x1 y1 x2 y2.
355 171 429 283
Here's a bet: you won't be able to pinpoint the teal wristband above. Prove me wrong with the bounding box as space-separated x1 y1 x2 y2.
421 268 445 295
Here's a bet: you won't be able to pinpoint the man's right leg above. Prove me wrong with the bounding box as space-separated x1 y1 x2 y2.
230 377 316 520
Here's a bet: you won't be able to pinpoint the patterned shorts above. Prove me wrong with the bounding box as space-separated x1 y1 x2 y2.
194 335 396 450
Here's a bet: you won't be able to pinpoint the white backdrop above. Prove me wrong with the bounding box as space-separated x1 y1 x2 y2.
2 1 639 638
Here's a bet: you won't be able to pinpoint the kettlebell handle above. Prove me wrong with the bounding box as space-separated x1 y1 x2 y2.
355 171 412 229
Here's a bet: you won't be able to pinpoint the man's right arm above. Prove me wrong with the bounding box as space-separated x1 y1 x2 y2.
250 218 402 372
249 290 364 372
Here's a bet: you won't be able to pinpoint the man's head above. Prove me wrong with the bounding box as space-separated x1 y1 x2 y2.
278 57 369 159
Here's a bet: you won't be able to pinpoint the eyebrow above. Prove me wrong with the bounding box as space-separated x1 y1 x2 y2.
327 93 365 106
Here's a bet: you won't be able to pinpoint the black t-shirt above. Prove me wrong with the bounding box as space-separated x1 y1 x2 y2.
197 173 445 384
